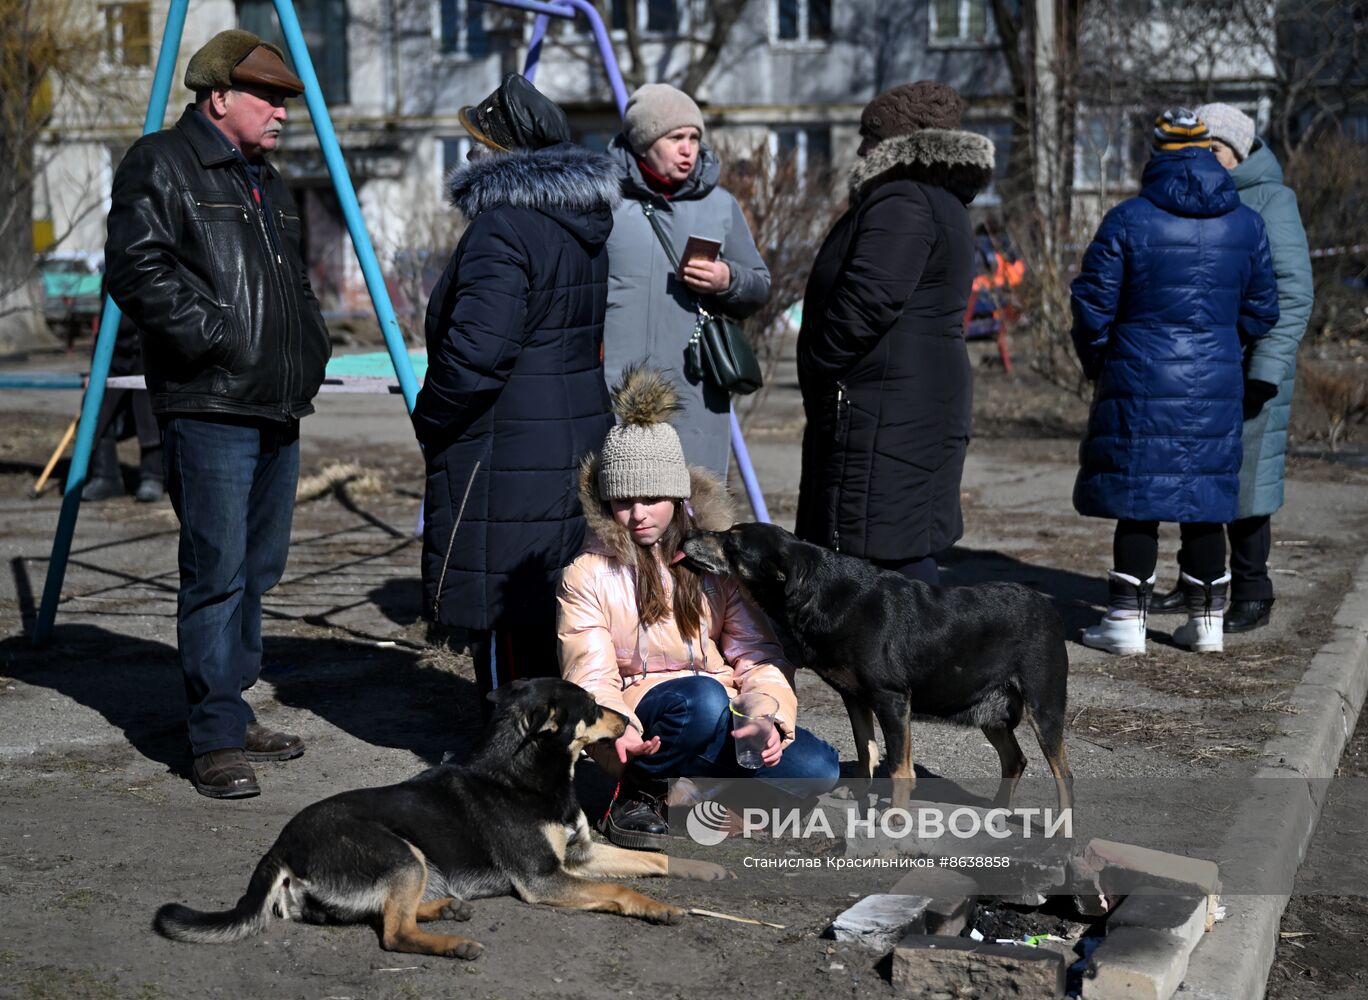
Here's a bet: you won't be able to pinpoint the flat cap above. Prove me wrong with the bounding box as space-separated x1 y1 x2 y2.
185 29 304 97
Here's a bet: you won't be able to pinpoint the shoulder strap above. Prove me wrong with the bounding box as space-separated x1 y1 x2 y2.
641 201 683 272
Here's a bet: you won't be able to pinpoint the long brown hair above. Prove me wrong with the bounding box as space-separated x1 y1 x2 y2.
630 501 706 643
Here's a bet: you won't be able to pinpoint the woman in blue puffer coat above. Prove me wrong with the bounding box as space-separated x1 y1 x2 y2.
1071 108 1278 656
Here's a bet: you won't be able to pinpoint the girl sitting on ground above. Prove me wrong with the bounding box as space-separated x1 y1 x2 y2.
559 365 840 849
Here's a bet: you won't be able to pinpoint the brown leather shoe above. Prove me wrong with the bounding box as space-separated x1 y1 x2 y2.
191 749 260 799
244 722 305 762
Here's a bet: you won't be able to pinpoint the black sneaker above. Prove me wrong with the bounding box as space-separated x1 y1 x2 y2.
598 777 670 851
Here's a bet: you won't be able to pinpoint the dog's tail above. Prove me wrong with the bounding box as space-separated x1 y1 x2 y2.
154 851 290 944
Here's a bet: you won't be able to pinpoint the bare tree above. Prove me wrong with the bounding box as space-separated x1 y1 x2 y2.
717 137 842 425
1 0 133 348
547 0 758 96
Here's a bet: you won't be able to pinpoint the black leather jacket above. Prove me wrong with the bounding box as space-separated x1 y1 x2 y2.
105 107 330 421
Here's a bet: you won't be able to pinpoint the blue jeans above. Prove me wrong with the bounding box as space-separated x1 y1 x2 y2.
631 676 840 798
162 416 299 755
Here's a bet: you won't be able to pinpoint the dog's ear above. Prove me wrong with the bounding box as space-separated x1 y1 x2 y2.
523 703 559 737
781 543 817 590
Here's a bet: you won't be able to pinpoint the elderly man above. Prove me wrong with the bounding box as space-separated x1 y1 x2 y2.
105 30 331 798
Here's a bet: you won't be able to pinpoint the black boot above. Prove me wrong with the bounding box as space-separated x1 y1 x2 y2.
78 437 124 501
135 445 164 502
1224 598 1274 633
599 770 669 851
1151 579 1186 613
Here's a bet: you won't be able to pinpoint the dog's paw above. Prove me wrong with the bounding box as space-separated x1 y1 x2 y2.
669 858 732 881
439 899 474 922
445 937 483 960
650 904 686 926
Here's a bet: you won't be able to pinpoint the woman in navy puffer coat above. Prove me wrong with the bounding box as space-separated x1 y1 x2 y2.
1070 109 1278 656
413 75 617 712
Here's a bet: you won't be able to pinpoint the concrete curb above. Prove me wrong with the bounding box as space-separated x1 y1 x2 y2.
1181 550 1368 1000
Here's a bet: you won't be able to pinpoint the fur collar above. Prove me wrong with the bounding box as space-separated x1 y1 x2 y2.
447 143 622 219
848 129 995 205
578 454 735 565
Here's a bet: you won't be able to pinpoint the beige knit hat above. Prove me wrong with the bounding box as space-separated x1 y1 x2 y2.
1194 103 1255 161
598 365 691 500
623 84 705 155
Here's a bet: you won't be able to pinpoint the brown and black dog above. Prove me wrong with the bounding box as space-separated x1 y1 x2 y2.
682 523 1073 814
154 678 727 959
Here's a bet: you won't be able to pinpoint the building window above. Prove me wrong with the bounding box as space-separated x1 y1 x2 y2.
438 0 488 57
770 125 832 189
1076 112 1147 191
963 120 1012 203
773 0 831 43
102 2 152 68
577 0 677 36
929 0 990 45
438 135 472 192
237 0 350 105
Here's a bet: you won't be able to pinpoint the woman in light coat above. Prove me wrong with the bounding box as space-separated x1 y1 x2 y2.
602 84 770 477
1151 103 1315 634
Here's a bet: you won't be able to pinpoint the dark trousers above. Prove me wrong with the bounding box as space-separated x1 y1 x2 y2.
1228 516 1273 601
469 627 559 720
1114 520 1225 584
163 416 299 755
629 676 841 798
870 554 941 585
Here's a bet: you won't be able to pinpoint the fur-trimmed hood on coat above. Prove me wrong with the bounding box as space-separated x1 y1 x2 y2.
447 142 622 228
578 454 734 564
849 129 995 205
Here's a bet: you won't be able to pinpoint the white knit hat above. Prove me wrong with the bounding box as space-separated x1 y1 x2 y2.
597 365 691 500
1194 103 1255 161
623 84 705 156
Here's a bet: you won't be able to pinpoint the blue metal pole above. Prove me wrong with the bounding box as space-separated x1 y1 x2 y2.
32 0 190 646
272 0 419 414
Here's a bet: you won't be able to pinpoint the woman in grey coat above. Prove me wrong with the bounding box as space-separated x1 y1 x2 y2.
602 84 770 476
1153 103 1314 633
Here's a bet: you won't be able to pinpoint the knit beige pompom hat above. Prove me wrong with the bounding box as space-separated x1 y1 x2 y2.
598 365 691 500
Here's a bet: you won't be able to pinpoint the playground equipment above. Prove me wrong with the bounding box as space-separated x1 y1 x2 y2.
31 0 769 646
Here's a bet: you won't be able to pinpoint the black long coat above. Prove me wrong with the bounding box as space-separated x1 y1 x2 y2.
414 144 619 631
796 129 994 562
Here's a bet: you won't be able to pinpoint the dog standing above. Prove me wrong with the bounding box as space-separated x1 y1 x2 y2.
155 679 726 959
681 523 1073 813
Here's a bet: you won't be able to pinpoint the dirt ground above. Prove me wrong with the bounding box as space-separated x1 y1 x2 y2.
1 338 1366 998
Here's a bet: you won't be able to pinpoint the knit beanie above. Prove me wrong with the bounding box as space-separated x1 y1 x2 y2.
1152 107 1211 151
597 366 691 500
623 84 705 155
860 81 963 144
1194 102 1255 161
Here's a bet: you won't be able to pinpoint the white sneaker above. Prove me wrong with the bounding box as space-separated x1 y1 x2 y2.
1172 614 1224 652
1081 615 1147 655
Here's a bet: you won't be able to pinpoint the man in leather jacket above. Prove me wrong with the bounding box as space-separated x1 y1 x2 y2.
105 30 331 799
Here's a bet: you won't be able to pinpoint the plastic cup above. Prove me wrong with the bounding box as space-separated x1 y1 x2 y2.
730 692 778 769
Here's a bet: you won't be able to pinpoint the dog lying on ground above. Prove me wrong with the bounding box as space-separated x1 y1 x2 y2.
154 678 727 959
681 523 1073 813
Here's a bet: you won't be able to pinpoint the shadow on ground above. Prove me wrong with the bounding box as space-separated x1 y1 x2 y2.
942 544 1101 640
1 626 484 778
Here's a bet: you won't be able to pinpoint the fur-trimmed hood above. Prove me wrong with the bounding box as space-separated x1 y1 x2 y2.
578 454 734 565
849 129 995 205
447 142 622 240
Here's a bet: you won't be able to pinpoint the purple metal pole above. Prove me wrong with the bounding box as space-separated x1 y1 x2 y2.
524 13 552 81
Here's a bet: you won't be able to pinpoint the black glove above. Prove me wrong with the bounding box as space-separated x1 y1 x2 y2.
1243 379 1278 420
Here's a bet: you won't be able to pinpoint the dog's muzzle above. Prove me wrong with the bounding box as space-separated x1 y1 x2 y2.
680 533 729 574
